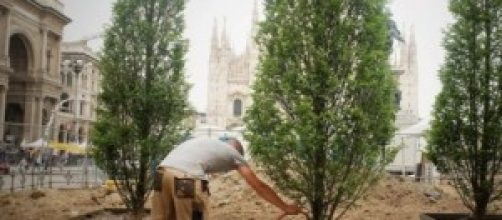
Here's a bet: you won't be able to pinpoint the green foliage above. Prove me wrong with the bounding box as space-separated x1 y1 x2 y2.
427 0 502 218
245 0 397 219
91 0 190 214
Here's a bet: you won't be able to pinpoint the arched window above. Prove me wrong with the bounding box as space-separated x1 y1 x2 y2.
82 74 88 89
395 90 402 110
78 127 84 143
80 100 85 116
233 99 242 117
42 109 49 126
9 34 29 74
5 103 23 123
46 50 52 73
60 93 70 112
60 71 66 85
58 124 66 143
67 74 72 87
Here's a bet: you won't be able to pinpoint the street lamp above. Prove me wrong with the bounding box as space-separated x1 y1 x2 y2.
70 59 88 187
69 59 83 144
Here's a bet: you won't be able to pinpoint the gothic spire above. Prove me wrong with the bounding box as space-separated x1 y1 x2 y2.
252 0 258 25
409 25 416 58
408 25 418 74
399 25 408 68
247 0 259 53
211 18 219 49
407 25 419 116
221 17 231 50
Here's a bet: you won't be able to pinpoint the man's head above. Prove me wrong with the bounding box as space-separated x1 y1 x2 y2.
221 137 244 156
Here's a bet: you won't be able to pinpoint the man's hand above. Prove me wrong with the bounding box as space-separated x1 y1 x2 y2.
277 205 309 220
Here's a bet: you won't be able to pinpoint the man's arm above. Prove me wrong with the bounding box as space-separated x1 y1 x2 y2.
236 165 302 215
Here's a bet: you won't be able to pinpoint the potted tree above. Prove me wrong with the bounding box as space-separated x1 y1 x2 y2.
424 0 501 219
91 0 190 218
245 0 397 219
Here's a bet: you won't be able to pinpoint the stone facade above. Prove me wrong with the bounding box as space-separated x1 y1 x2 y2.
206 3 259 129
203 5 425 175
206 4 420 132
392 28 420 129
55 41 100 145
0 0 100 147
0 0 70 146
388 28 423 174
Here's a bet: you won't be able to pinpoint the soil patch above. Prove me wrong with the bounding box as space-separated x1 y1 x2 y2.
1 172 501 220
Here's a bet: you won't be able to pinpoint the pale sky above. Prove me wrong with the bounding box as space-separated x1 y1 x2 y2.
62 0 453 120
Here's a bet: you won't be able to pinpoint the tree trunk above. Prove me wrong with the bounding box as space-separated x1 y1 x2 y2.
129 208 145 220
473 191 489 220
311 199 327 220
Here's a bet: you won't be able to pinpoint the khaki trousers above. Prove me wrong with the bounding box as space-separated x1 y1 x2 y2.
152 167 209 220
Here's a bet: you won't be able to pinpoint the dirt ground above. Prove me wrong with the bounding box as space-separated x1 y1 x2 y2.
1 171 501 220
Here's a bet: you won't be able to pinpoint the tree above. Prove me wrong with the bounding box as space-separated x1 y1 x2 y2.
91 0 190 215
427 0 501 218
244 1 397 219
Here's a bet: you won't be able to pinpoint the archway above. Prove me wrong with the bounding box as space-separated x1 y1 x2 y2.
5 34 32 144
42 109 49 126
9 34 29 75
60 93 70 112
395 90 402 110
58 124 66 143
233 99 242 117
78 127 84 143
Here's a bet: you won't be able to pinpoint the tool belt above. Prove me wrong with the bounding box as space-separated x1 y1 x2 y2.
154 167 210 196
154 167 210 220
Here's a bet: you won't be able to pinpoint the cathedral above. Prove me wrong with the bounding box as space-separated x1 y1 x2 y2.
393 27 420 130
205 3 259 130
205 4 420 133
205 4 424 175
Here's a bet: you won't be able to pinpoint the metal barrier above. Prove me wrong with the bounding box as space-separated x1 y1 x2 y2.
0 127 444 193
0 161 106 192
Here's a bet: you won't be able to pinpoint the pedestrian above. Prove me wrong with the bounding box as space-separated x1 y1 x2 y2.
18 157 27 188
152 137 305 220
18 157 27 174
58 155 64 172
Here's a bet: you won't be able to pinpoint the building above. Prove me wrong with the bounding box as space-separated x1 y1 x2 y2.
0 0 70 146
392 28 420 130
205 4 420 131
205 2 259 129
55 41 100 145
0 0 100 149
387 27 424 175
205 4 424 175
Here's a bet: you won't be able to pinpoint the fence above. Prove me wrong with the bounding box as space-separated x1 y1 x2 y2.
0 158 106 192
0 127 442 193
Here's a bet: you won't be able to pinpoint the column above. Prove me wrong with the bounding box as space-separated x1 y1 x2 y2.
0 86 6 140
35 96 43 139
74 72 80 144
0 5 11 67
54 36 61 77
52 110 59 141
23 96 37 141
40 28 48 75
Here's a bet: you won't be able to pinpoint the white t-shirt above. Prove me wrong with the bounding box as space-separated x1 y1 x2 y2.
159 137 247 179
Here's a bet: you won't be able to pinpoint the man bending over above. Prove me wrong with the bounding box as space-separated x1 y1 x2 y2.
152 137 304 220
